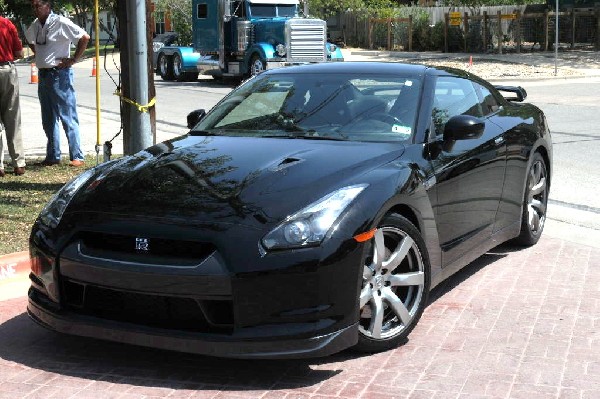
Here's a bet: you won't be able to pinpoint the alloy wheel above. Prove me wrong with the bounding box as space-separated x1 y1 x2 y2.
359 226 425 340
526 158 548 235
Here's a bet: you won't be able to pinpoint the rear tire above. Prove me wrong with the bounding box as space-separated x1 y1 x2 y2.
513 152 549 246
355 213 430 353
158 53 174 81
173 54 184 81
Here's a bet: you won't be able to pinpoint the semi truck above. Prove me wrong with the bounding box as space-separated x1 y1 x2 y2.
154 0 344 81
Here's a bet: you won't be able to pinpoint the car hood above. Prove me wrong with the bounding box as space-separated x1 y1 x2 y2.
68 135 405 227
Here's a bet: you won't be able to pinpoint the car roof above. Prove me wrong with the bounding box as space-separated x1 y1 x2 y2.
264 61 472 80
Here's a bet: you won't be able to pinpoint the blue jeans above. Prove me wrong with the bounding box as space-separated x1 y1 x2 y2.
38 68 83 162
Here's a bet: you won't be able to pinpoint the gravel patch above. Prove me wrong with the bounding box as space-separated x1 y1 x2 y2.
413 58 582 79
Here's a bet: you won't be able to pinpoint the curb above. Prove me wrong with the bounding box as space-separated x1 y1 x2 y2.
0 251 31 285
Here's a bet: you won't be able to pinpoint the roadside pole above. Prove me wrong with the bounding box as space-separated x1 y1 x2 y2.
117 0 156 155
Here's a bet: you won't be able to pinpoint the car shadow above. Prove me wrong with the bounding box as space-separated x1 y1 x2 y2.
0 242 522 391
427 242 520 304
0 310 340 391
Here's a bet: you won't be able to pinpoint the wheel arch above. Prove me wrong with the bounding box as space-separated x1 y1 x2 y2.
534 144 552 188
244 45 270 69
386 204 421 233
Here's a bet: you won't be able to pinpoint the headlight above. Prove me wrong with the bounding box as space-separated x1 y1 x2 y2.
275 44 286 57
38 168 96 228
261 184 368 250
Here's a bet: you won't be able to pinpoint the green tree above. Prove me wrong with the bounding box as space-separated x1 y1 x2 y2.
308 0 364 19
1 0 115 43
153 0 192 45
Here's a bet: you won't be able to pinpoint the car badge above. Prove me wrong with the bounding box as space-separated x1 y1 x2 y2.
135 237 150 252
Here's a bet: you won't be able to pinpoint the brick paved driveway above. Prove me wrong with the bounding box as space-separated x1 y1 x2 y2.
0 236 598 399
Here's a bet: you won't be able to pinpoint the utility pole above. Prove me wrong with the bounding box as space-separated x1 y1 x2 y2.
117 0 156 155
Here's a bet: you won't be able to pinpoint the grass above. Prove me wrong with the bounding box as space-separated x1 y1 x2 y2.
0 155 98 255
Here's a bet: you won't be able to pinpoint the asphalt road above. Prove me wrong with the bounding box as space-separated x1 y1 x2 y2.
11 58 600 247
492 77 600 236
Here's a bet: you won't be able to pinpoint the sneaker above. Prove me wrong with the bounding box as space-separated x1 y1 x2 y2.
14 167 25 176
0 169 5 177
69 160 85 167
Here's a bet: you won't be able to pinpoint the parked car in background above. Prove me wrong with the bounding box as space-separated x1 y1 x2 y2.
28 62 551 359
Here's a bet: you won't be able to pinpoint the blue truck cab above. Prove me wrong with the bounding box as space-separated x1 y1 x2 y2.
154 0 344 81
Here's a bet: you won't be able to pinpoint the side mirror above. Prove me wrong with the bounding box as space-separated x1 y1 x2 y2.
443 115 485 141
187 109 206 129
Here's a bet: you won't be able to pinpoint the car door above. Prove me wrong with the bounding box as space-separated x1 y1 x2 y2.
427 76 507 267
474 82 525 234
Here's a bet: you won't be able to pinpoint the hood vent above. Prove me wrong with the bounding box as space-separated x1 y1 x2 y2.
271 156 303 171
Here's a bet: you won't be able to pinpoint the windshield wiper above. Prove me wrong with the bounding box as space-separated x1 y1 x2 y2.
260 133 348 141
189 130 221 136
295 134 348 141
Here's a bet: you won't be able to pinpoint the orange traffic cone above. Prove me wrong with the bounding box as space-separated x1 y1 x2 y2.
29 63 38 84
91 58 96 77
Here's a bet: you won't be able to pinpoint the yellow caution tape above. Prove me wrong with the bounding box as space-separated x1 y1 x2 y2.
114 90 156 113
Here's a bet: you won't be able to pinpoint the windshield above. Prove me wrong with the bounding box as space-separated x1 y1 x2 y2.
194 73 422 143
249 4 297 17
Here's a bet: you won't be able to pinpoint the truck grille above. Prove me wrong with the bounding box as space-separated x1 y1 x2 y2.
287 19 326 62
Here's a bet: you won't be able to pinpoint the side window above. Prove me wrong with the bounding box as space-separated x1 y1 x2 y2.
197 3 208 19
232 1 245 18
432 77 482 135
475 83 501 115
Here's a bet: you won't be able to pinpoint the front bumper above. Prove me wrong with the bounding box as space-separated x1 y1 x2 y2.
27 215 365 359
28 287 358 359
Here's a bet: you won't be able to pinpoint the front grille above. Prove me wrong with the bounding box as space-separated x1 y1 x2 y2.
287 19 326 62
62 279 234 333
78 231 216 266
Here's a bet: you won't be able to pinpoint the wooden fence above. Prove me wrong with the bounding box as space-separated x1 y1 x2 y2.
331 7 600 53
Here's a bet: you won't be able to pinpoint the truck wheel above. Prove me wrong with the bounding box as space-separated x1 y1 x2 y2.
158 53 174 81
173 54 185 81
249 55 266 77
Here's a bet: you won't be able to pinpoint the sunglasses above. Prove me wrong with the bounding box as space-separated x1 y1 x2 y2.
35 18 54 46
35 25 47 45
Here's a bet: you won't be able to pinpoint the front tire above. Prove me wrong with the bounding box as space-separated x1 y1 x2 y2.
514 152 549 246
249 55 266 77
355 214 430 353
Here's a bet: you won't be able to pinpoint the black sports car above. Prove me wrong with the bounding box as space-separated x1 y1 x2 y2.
28 62 551 359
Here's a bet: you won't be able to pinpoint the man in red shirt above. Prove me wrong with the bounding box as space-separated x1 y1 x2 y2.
0 14 26 176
